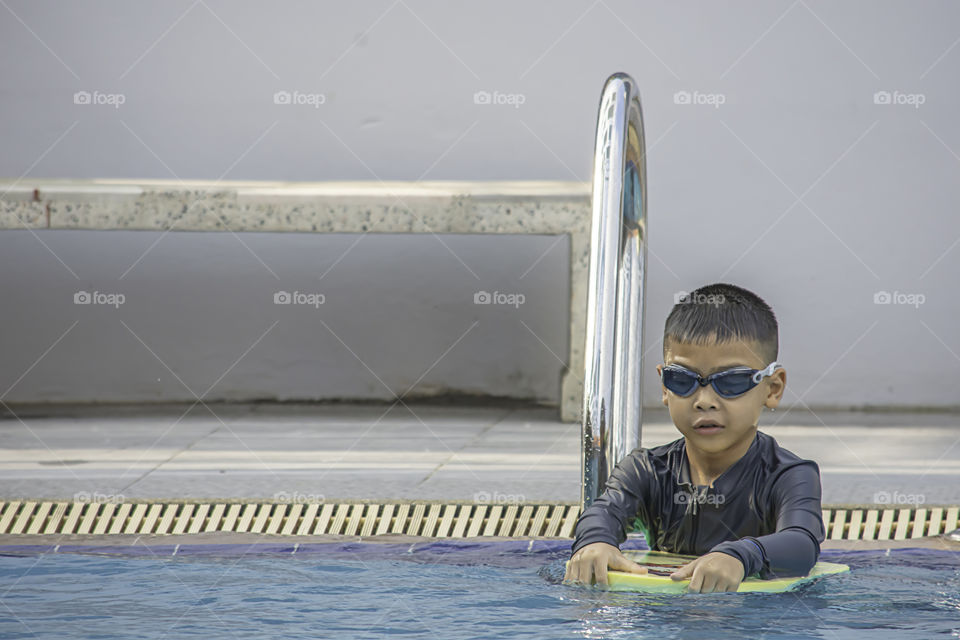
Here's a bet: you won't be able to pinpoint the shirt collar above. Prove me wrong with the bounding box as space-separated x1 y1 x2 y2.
673 430 761 494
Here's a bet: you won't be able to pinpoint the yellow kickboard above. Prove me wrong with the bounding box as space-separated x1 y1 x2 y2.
567 549 850 594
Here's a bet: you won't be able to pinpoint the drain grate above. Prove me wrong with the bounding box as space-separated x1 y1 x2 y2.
0 501 582 538
822 506 958 541
0 501 956 540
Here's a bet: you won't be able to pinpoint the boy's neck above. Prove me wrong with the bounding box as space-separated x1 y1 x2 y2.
684 428 758 487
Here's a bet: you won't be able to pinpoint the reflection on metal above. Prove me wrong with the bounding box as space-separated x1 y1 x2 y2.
581 73 649 510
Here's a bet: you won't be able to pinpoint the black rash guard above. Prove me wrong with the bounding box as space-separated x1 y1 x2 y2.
571 430 826 579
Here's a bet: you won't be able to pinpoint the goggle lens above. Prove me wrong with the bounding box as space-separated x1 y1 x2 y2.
662 367 698 396
712 372 755 397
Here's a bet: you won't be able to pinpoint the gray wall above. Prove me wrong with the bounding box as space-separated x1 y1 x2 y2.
0 230 569 405
1 1 958 409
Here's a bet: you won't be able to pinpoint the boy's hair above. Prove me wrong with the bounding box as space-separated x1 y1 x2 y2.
663 283 779 365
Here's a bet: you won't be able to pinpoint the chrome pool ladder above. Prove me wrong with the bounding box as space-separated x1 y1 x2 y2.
581 73 649 510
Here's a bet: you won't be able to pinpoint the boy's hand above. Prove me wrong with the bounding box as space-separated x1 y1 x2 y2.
670 551 745 593
564 542 648 587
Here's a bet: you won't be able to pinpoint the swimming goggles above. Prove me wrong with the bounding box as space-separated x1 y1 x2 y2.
660 361 783 399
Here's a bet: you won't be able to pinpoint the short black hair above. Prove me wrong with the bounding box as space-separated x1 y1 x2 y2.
663 283 779 364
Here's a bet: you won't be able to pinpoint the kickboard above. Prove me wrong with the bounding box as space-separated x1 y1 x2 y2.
567 549 850 594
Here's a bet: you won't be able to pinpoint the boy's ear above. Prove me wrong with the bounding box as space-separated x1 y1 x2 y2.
656 364 668 406
764 368 786 409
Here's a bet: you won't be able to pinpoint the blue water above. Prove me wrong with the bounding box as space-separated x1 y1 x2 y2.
0 541 957 639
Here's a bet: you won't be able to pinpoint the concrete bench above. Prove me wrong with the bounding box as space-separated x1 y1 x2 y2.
0 179 591 421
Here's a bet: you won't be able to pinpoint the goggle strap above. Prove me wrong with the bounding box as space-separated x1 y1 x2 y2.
751 361 782 384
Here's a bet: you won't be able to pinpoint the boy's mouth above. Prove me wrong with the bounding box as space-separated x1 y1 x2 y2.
693 419 725 432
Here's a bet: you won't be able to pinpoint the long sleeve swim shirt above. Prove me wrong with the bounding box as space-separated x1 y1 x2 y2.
571 430 826 579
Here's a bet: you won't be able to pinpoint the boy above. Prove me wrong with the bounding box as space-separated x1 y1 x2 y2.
564 283 826 593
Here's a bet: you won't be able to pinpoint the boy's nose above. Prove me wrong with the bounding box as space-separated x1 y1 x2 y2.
691 384 720 409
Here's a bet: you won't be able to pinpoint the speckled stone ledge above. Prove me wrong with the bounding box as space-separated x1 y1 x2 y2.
0 179 592 422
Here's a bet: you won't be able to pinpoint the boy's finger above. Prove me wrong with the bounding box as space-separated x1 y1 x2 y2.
700 576 719 593
564 558 577 582
610 554 648 575
687 569 704 593
670 560 695 580
572 561 586 584
564 552 584 582
593 558 608 586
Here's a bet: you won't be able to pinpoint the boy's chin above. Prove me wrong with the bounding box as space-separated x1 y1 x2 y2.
682 428 728 441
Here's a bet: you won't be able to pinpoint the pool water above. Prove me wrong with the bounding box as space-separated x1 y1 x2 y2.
0 541 957 639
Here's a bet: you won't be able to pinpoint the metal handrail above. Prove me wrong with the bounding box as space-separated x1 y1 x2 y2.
580 73 649 509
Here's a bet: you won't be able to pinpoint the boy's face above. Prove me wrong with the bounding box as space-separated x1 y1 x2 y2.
656 337 786 454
